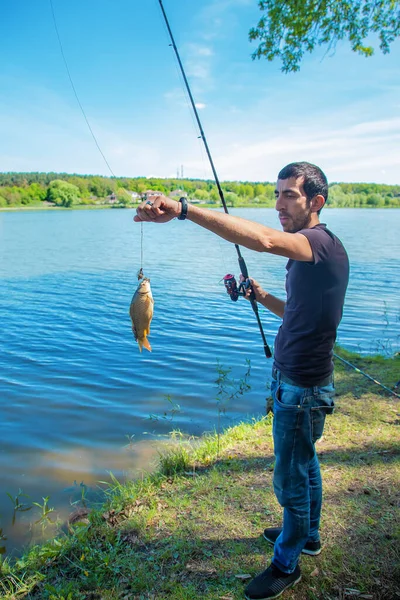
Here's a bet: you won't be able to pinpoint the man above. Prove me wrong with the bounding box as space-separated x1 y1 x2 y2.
134 162 349 599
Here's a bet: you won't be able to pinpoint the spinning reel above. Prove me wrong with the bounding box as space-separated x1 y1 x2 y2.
223 273 253 302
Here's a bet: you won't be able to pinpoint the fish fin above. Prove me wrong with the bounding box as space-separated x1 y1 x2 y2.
142 337 152 352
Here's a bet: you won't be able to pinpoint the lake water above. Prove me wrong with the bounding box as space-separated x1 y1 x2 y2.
0 207 399 554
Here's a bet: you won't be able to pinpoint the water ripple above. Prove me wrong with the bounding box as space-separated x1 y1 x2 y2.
0 207 399 553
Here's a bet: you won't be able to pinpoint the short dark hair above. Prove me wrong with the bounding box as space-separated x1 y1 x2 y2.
278 162 328 208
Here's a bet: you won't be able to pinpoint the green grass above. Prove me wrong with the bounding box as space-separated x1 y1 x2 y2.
1 351 399 599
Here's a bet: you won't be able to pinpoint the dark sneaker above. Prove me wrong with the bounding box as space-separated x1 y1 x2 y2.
244 563 301 600
263 527 321 556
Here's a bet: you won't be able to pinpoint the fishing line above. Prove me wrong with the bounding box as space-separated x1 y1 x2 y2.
333 352 400 398
50 0 145 278
158 0 272 359
49 0 116 177
140 222 144 271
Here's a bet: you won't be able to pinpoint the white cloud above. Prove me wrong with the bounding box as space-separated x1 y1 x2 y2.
196 0 254 41
186 61 210 80
2 96 399 183
164 88 186 103
181 115 400 184
187 44 213 57
349 118 400 135
182 42 214 85
195 103 206 109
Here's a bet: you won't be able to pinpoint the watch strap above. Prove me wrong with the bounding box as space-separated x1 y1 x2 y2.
178 197 188 220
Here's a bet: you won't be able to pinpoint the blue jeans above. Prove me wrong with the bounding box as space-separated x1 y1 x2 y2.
271 370 335 573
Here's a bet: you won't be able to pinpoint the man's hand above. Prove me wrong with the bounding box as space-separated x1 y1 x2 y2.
240 276 265 303
134 195 181 223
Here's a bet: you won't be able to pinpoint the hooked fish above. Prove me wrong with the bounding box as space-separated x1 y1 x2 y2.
129 277 154 352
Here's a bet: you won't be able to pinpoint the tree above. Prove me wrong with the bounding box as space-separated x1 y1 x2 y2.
366 192 384 206
47 180 80 207
209 187 220 203
249 0 400 72
193 188 210 201
225 191 239 207
88 177 113 198
27 183 47 203
116 187 132 206
254 183 267 197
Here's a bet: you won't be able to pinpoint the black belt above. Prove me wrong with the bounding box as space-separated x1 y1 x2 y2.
272 366 333 388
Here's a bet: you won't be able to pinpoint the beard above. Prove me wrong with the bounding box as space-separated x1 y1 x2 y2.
282 206 313 233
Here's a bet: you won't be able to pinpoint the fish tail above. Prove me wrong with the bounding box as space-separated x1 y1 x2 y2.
141 336 152 352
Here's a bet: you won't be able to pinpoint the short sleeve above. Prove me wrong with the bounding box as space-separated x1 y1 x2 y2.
298 226 334 265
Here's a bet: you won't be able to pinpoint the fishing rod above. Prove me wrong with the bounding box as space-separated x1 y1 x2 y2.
158 0 272 359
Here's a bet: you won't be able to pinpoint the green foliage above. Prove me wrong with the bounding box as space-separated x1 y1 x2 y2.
215 359 251 454
328 181 400 207
250 0 400 72
88 176 114 198
148 395 181 423
6 489 32 526
114 187 132 207
224 191 239 206
193 188 209 201
32 496 56 530
158 442 192 476
209 187 220 204
0 182 47 207
215 359 252 416
47 180 81 207
0 172 399 209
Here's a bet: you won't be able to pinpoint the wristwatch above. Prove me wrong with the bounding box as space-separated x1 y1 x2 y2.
178 197 188 220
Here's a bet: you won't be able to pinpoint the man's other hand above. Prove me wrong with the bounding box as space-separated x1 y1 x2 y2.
134 195 181 223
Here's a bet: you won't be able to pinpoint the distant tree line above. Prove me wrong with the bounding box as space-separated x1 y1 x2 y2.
0 172 398 208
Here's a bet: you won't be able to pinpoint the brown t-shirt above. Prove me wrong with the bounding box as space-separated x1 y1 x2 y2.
273 223 349 386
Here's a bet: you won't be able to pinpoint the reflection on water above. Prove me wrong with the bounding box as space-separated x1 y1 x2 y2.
0 207 399 554
1 436 168 555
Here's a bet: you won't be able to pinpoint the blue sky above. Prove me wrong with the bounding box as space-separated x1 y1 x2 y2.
1 0 399 184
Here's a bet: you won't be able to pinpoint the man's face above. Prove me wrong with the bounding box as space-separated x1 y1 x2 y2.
274 176 312 233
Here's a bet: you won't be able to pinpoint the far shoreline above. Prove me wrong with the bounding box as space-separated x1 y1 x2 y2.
1 203 399 213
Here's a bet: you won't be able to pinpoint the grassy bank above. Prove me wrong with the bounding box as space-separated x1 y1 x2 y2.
1 350 399 600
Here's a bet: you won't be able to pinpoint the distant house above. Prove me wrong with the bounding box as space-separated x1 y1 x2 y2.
130 192 141 200
106 193 118 204
169 189 187 198
141 190 164 199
